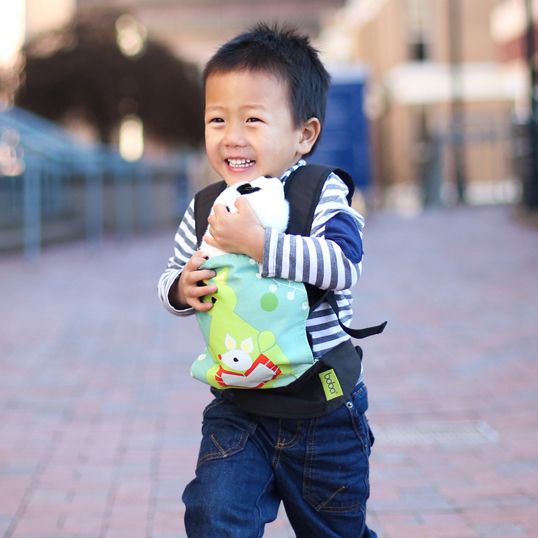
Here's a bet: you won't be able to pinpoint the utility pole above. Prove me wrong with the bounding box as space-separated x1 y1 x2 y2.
448 0 466 204
525 0 538 209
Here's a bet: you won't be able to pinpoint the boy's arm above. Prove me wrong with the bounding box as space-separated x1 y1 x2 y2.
158 199 198 315
261 173 363 291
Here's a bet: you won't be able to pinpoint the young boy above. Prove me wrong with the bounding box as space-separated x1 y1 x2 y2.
158 23 378 537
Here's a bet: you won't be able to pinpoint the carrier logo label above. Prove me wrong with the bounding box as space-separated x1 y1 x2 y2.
319 369 343 401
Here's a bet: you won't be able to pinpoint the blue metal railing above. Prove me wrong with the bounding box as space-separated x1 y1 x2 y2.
0 105 192 258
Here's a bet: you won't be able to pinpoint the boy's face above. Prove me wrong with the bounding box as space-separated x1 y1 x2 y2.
204 69 319 185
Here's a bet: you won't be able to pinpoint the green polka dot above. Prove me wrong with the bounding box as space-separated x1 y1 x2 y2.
261 293 278 312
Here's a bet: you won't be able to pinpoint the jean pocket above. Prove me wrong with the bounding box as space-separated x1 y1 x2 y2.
196 397 257 469
349 384 373 454
303 397 371 513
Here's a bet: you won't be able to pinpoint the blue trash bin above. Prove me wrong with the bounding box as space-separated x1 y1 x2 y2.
310 67 371 190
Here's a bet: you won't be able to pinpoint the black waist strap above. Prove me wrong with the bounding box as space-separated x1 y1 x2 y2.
222 339 363 419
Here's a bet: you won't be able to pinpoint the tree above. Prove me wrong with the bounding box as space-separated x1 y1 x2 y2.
15 9 204 148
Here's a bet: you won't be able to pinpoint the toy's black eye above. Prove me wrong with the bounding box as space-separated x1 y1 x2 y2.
237 183 261 195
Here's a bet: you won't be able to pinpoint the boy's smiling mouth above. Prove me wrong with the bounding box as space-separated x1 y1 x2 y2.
226 158 255 169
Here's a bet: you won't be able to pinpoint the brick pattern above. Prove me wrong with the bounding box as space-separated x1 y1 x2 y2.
360 207 538 537
0 205 536 537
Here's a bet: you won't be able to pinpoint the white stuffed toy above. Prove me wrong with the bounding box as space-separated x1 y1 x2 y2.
200 176 289 258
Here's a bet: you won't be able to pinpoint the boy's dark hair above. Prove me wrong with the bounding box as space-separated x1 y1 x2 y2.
203 22 330 153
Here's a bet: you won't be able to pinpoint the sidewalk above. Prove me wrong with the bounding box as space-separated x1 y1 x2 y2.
1 204 537 537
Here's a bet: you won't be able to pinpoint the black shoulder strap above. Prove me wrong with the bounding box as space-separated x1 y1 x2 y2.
285 164 355 310
284 164 354 236
194 180 227 246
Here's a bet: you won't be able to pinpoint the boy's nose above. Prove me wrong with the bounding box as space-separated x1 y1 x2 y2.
222 123 246 147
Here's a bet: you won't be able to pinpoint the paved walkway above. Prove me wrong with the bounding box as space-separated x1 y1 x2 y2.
1 204 537 537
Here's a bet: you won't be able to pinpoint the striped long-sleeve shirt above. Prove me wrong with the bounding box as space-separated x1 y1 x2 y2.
158 160 365 359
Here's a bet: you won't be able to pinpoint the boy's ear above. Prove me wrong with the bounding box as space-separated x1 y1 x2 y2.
298 117 321 154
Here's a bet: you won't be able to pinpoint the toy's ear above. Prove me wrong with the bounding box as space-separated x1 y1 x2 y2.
298 117 321 155
237 183 261 195
240 337 254 354
225 334 237 351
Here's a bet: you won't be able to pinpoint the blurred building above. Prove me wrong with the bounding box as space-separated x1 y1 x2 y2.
4 0 522 207
491 0 533 114
75 0 347 66
320 0 518 206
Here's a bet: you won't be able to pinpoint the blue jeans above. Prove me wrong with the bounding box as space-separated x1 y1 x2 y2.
182 383 377 537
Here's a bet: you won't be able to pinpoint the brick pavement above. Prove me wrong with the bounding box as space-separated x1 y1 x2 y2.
0 204 537 537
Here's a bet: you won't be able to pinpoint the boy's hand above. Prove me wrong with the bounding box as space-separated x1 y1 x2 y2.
205 197 265 261
176 251 217 312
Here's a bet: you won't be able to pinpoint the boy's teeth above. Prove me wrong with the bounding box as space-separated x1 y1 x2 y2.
227 159 254 168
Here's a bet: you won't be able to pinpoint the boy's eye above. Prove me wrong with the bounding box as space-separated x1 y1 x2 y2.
208 117 224 124
246 117 261 123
